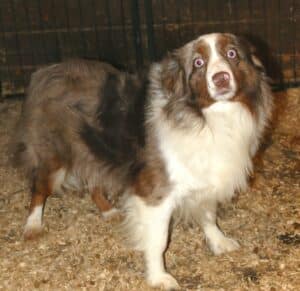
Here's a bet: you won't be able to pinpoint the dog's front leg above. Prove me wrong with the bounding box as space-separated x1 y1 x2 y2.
144 198 179 290
126 195 179 290
199 199 240 255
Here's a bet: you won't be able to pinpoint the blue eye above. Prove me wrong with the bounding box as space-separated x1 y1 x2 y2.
227 49 237 59
194 57 204 68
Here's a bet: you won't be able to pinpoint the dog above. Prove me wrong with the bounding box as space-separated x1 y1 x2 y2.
14 33 273 289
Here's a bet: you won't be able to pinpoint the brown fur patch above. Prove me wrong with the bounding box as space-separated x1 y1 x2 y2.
91 188 113 212
29 157 63 212
133 166 167 205
161 57 186 97
190 40 215 108
195 40 210 59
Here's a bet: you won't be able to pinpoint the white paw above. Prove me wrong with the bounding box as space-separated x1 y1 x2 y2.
101 207 119 220
209 236 240 255
24 206 43 240
147 272 180 290
23 223 43 240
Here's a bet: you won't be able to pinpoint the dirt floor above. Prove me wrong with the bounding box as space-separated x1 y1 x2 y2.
0 89 299 291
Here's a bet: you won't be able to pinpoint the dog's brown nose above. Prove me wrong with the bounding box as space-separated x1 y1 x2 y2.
212 71 230 88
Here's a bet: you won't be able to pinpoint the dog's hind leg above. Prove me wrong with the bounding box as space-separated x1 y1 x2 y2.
91 187 118 219
24 158 65 240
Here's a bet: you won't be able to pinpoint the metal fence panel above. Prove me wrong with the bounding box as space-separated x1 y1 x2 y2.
0 0 299 97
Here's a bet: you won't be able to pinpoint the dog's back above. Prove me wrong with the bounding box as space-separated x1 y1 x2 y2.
13 59 147 238
15 60 116 173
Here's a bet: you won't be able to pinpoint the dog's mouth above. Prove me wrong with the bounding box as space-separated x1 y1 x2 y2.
215 87 231 95
209 86 236 101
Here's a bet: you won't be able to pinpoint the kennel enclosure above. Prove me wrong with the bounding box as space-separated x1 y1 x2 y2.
0 0 299 97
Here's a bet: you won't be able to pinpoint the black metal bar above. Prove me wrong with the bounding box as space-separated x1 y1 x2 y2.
233 0 238 33
278 0 284 87
131 0 143 68
206 0 209 28
262 0 269 70
190 0 195 37
120 0 129 67
0 3 9 99
105 0 114 62
248 0 253 37
51 0 61 61
78 0 87 57
176 0 182 45
10 0 25 92
23 1 36 68
36 0 48 64
92 0 100 59
144 0 156 61
160 0 167 53
292 0 297 83
63 0 73 57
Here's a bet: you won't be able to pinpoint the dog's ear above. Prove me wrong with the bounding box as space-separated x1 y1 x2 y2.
161 52 187 98
238 36 266 73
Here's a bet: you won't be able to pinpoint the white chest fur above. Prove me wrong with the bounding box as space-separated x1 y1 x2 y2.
157 101 257 203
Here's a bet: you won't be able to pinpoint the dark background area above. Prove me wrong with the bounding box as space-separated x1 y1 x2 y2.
0 0 299 97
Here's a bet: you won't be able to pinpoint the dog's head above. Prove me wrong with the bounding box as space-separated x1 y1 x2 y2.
158 33 268 116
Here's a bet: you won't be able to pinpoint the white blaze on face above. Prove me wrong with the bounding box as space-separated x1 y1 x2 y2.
203 33 237 100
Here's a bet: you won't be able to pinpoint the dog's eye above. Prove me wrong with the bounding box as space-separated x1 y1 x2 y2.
227 49 237 59
194 57 204 68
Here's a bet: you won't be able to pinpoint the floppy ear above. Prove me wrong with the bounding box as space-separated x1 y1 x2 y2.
238 36 266 73
250 54 267 76
161 52 187 98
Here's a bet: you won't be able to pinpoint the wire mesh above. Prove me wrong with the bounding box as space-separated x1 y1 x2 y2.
0 0 299 97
